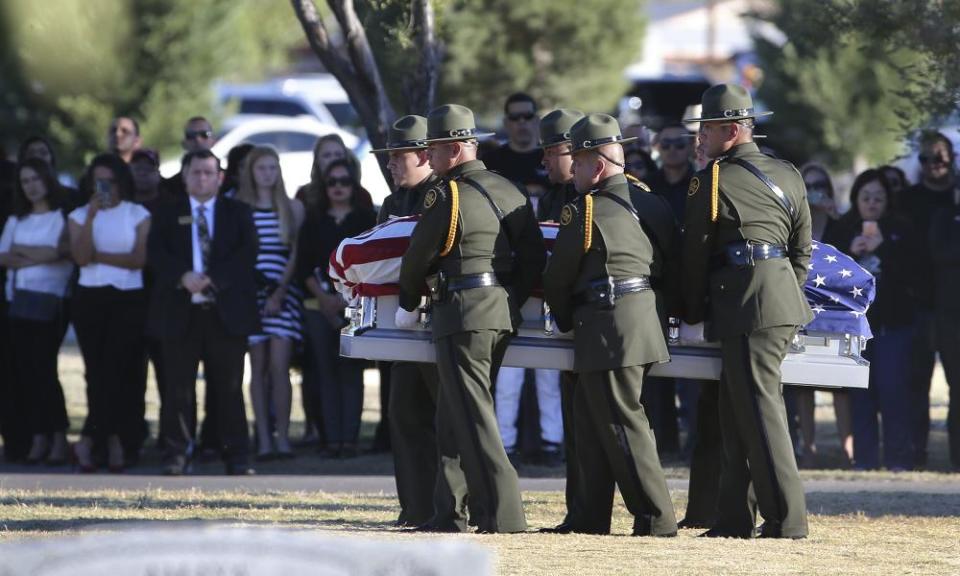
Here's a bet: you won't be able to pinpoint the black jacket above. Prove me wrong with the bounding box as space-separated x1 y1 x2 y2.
146 195 260 338
823 212 919 329
930 197 960 316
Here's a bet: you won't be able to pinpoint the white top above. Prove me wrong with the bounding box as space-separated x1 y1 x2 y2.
0 212 74 301
189 196 217 303
69 201 151 290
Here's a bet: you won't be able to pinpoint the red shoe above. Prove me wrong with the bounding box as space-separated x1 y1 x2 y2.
71 442 96 473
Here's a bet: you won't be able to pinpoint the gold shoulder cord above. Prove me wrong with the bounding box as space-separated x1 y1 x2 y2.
710 159 720 223
439 180 460 257
583 194 594 253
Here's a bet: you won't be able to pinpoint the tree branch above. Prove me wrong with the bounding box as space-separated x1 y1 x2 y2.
406 0 441 114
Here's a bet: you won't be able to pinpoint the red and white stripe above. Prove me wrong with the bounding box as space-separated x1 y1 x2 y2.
330 216 560 300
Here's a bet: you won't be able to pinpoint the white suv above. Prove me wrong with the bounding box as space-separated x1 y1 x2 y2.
159 116 390 204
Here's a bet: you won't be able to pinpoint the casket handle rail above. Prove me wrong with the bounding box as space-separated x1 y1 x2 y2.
840 334 869 366
343 296 377 336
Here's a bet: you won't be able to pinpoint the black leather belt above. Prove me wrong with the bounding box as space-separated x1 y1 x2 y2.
573 275 651 309
428 271 501 302
712 241 788 269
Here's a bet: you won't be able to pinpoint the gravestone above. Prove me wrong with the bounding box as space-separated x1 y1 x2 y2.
0 525 492 576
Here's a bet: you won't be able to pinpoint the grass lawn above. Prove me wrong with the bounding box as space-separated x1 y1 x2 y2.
1 488 959 575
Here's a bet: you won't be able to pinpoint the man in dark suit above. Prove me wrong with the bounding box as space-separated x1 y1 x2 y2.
147 149 258 476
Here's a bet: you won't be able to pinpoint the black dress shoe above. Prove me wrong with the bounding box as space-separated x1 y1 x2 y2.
678 518 713 529
700 527 755 539
404 521 463 533
632 515 678 537
162 456 187 476
225 463 256 476
539 522 575 534
757 522 807 540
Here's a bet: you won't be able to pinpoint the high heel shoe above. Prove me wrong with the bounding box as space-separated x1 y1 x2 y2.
71 442 96 473
26 435 50 465
46 434 69 466
107 436 125 473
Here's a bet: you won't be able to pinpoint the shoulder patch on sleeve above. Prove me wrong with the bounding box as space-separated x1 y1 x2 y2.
688 176 701 196
560 203 577 226
423 188 438 210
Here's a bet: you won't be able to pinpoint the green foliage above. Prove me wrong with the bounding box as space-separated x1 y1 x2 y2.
359 0 645 121
754 32 921 168
439 0 644 121
753 0 959 170
0 0 301 171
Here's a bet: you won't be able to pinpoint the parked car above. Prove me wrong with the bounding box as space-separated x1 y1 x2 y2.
215 74 362 134
159 116 391 204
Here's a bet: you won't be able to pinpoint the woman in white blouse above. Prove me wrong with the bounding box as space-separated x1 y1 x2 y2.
68 154 151 472
0 159 74 465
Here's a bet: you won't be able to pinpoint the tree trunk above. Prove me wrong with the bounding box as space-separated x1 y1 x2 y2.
403 0 442 115
290 0 397 182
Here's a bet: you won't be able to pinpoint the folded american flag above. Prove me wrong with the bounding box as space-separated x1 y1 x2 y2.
803 240 876 339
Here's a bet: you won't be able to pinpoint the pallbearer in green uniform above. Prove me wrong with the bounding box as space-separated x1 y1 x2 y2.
543 113 678 537
680 84 813 539
535 108 587 534
370 115 456 527
398 104 546 533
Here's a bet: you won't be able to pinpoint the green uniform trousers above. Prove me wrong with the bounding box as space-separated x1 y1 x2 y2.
433 329 527 533
389 361 446 527
716 325 808 538
575 365 678 535
559 370 583 526
681 379 723 527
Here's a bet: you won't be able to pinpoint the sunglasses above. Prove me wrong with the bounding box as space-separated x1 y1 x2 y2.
805 181 829 192
326 177 353 188
507 112 536 122
659 138 688 151
919 154 949 165
184 129 213 141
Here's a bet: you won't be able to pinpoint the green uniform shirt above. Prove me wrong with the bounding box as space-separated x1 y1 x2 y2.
681 142 814 339
377 173 441 223
398 159 546 339
543 173 677 372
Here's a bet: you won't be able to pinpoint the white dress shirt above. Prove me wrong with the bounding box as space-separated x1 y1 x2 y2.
0 212 74 301
188 195 217 303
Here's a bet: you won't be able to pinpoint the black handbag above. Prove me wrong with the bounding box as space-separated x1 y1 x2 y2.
8 270 62 322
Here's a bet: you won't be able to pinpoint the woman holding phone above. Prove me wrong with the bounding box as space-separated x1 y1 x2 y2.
824 168 919 471
68 154 151 472
789 164 852 467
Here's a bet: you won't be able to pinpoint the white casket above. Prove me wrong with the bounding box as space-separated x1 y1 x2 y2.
331 218 870 389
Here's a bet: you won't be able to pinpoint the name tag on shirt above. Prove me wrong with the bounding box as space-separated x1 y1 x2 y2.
178 216 194 225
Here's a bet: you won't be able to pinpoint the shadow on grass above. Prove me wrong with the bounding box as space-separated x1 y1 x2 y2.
807 492 960 517
0 494 397 514
0 516 398 534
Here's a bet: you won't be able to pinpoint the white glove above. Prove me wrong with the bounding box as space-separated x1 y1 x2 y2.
395 306 420 329
679 321 706 345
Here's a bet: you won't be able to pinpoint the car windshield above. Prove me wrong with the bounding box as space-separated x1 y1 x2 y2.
326 102 361 130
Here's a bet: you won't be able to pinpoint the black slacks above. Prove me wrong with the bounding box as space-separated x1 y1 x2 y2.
9 315 68 435
305 310 364 446
72 286 147 443
160 305 249 465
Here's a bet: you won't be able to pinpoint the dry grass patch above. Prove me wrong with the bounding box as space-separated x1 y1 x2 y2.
1 489 959 575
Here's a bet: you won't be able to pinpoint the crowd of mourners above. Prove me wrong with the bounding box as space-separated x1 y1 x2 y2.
0 94 957 474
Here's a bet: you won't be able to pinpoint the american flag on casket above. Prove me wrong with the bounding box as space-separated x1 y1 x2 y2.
804 240 875 340
328 216 559 301
328 217 874 339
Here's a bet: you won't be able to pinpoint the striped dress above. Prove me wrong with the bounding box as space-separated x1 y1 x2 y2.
250 207 303 343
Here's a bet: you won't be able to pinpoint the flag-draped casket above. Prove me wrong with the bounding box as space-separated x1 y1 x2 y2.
331 217 873 388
